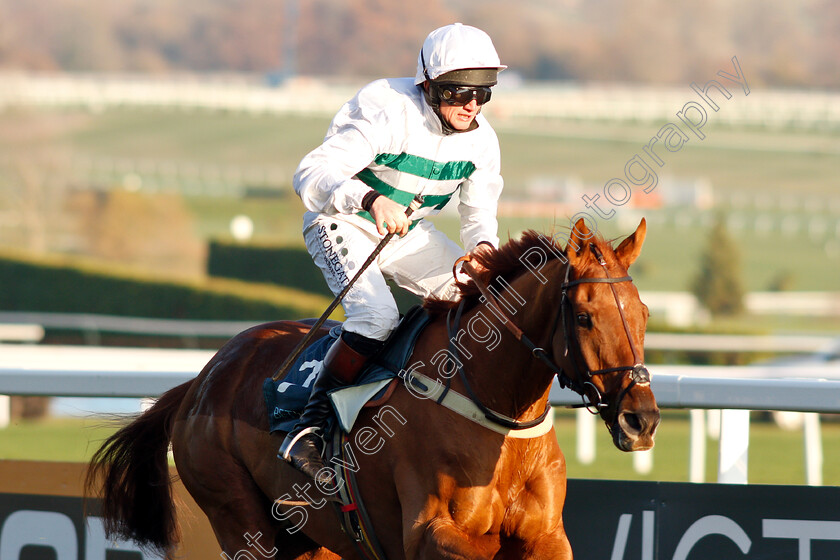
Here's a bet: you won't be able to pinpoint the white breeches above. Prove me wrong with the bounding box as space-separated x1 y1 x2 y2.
303 214 462 341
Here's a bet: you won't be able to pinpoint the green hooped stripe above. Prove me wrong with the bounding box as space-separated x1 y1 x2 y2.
355 152 476 228
373 152 476 182
356 169 454 210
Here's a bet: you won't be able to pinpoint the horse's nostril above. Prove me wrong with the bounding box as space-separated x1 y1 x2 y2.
622 412 642 434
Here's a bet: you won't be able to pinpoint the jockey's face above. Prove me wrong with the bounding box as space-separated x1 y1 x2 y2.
424 81 487 132
437 97 480 131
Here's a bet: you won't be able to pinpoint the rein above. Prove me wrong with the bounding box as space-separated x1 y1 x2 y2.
455 243 650 428
444 296 553 431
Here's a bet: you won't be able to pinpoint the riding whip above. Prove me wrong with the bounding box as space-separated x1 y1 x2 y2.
271 194 425 382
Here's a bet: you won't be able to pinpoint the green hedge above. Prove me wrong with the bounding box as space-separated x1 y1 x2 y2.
208 241 325 295
0 251 335 321
207 240 420 311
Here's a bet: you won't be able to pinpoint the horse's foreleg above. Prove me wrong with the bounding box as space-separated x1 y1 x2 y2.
410 520 498 560
517 530 573 560
410 522 573 560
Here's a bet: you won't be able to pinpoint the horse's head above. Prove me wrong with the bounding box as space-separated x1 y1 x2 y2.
554 218 659 452
433 219 659 450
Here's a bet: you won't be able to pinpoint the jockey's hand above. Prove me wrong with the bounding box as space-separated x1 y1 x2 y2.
467 242 494 272
455 242 494 280
370 196 410 236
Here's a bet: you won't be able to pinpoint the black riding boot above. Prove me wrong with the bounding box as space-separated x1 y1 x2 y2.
279 332 377 487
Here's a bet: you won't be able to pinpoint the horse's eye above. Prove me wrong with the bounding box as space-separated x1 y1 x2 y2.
576 313 592 328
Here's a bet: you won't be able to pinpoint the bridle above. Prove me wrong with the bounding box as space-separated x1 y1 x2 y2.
553 243 651 416
450 243 650 432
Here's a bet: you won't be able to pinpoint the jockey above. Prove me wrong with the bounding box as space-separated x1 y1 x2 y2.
280 23 506 483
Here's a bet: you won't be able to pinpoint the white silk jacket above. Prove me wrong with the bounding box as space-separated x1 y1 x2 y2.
294 77 503 251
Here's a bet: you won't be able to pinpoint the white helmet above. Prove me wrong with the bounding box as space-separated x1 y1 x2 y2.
414 23 506 86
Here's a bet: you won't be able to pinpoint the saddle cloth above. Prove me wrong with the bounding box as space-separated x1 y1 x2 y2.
262 305 432 434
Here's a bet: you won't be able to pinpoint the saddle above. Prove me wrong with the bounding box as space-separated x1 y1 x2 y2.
262 304 432 436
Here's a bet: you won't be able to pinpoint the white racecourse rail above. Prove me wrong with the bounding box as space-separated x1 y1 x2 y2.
3 72 840 129
1 344 839 485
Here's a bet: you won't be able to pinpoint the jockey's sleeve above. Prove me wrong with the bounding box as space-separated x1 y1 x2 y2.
294 105 385 216
458 145 503 252
459 198 501 252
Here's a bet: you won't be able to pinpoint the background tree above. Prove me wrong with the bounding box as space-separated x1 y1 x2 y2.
70 189 206 278
1 0 837 87
691 215 746 317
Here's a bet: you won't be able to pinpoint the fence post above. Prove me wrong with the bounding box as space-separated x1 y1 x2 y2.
803 412 823 486
689 409 706 483
718 409 750 484
576 408 596 465
633 449 653 475
0 395 9 429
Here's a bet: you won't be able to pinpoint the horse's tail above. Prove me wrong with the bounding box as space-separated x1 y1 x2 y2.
85 379 193 556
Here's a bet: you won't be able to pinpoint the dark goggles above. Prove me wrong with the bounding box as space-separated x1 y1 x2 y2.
438 85 493 106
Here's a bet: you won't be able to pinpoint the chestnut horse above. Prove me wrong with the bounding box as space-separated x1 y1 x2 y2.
87 218 659 559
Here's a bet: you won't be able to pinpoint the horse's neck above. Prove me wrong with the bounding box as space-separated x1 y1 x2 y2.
455 266 562 421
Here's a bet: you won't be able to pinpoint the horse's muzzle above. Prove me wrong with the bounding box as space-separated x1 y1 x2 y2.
612 406 660 452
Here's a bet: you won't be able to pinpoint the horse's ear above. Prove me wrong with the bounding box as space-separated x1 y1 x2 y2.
615 218 647 269
565 217 593 266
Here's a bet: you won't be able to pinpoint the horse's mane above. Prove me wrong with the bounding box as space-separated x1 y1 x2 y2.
423 229 615 316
